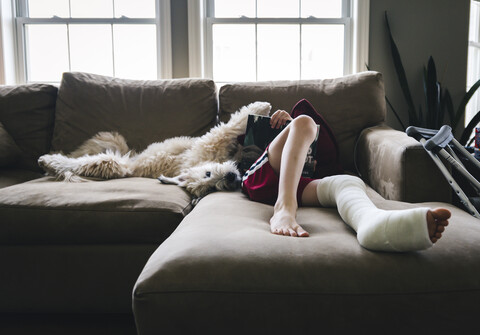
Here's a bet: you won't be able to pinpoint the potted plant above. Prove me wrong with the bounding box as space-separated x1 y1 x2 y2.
382 11 480 145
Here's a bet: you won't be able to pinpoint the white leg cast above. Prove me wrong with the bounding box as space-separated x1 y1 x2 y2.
316 175 432 252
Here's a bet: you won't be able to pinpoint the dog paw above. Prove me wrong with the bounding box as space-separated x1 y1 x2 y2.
37 155 57 174
37 155 49 167
249 101 271 116
157 175 175 185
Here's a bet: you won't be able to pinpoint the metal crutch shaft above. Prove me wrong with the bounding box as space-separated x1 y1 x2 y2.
418 138 480 218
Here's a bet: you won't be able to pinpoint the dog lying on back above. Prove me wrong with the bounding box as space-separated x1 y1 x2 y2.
38 101 271 198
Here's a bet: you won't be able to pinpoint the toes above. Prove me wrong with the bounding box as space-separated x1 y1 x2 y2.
296 227 309 237
432 208 451 221
272 228 282 235
438 219 449 227
271 226 309 237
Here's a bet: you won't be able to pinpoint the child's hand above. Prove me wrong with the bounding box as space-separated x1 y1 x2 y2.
270 110 293 129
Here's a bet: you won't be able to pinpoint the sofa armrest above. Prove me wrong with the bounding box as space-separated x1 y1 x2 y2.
355 125 452 203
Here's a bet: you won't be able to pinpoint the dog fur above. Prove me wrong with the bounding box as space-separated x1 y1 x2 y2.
38 101 271 197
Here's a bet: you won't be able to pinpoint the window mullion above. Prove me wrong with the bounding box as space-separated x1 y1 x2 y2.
299 0 301 79
111 24 115 77
208 0 215 17
255 23 258 81
342 0 350 18
16 18 26 83
205 17 213 79
344 18 351 75
210 17 347 24
66 23 71 72
299 23 302 80
16 0 28 17
255 0 257 81
19 17 156 24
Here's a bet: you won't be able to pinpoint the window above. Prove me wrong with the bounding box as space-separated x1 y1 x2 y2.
188 0 369 82
467 0 480 124
12 0 171 83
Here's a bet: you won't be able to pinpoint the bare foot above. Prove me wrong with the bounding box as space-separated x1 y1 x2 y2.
270 207 309 237
426 208 451 243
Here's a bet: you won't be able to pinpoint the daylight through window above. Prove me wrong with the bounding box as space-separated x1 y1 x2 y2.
205 0 352 82
15 0 169 83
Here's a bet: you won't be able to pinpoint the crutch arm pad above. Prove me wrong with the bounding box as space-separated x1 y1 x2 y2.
424 125 454 152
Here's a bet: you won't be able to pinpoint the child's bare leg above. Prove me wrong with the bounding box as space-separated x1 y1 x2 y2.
267 115 317 237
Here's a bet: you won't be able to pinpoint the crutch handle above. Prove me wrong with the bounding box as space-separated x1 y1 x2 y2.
425 125 454 152
406 126 438 141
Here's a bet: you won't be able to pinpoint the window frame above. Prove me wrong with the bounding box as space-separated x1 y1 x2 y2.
9 0 172 83
188 0 370 81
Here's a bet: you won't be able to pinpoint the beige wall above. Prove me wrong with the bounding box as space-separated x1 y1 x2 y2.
369 0 470 132
170 0 471 132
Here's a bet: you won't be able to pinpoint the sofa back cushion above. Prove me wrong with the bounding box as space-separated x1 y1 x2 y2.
219 71 386 172
0 122 22 168
51 72 218 154
0 84 58 171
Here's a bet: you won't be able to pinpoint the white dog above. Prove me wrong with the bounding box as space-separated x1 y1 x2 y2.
38 101 271 198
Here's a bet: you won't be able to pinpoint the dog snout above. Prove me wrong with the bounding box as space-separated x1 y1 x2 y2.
225 172 237 183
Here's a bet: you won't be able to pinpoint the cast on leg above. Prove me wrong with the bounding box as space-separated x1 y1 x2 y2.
316 175 432 252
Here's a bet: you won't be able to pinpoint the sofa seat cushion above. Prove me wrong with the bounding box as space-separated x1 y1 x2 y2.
0 177 193 245
133 191 480 334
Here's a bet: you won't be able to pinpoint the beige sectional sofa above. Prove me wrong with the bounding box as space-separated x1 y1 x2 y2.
1 71 479 334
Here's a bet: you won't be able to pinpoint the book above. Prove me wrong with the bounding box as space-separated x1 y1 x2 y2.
240 114 320 178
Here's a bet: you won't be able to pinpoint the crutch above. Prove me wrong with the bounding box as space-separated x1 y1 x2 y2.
406 125 480 219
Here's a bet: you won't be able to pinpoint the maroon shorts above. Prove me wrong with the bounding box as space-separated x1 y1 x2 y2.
241 148 314 206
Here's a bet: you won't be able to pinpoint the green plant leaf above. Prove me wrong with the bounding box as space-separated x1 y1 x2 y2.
422 66 427 126
443 88 454 125
467 136 475 147
460 110 480 145
425 57 441 128
418 104 424 127
385 11 418 125
453 77 480 131
435 82 443 129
